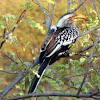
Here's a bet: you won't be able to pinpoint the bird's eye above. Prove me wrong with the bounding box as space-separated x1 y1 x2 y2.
51 29 56 33
68 17 72 20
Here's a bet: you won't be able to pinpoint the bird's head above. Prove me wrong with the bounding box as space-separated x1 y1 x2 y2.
57 13 87 28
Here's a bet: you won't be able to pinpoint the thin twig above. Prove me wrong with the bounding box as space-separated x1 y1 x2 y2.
0 28 8 49
0 9 27 38
0 39 6 49
90 0 100 23
0 9 27 49
75 42 100 54
77 66 89 95
71 0 87 13
90 89 100 96
13 44 24 65
78 25 100 37
30 33 39 54
77 53 100 58
0 70 20 74
0 51 18 64
82 5 89 16
67 0 70 12
97 0 100 3
92 65 100 76
77 35 100 95
70 0 75 4
44 75 56 81
32 0 58 18
35 0 49 29
68 71 92 79
49 1 55 30
0 57 39 99
90 34 100 56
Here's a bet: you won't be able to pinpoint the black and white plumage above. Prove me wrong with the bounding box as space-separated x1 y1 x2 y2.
28 13 87 93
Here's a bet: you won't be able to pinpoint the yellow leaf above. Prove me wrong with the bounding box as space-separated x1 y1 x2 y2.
23 47 26 52
33 57 36 60
33 70 40 78
66 69 70 74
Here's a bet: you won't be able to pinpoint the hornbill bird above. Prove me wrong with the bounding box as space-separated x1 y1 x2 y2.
28 12 87 93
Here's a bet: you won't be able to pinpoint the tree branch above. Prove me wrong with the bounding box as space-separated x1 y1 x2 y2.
32 0 58 18
49 1 55 29
77 53 100 58
77 35 100 95
97 0 100 3
78 25 100 37
0 51 18 64
0 57 39 99
1 22 100 99
0 9 27 38
7 92 100 100
75 41 100 54
67 0 70 12
82 5 89 16
90 0 100 24
0 70 20 74
1 1 100 99
0 9 27 49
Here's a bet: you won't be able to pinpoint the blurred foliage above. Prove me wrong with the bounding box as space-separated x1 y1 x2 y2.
0 0 100 100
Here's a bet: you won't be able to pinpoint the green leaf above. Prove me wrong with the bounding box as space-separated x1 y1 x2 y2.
0 21 4 25
0 16 2 19
66 69 70 74
21 1 33 9
3 14 17 22
13 93 19 96
15 85 20 89
22 19 36 28
69 52 75 56
41 29 46 34
46 78 61 90
0 20 5 29
19 92 24 95
80 57 85 63
86 82 93 88
61 73 68 78
56 78 64 85
1 25 5 29
82 86 88 93
75 83 80 88
8 51 15 56
44 0 55 4
52 97 59 100
11 15 17 19
0 68 3 70
72 98 78 100
23 61 30 66
26 41 30 46
11 24 18 27
9 62 15 68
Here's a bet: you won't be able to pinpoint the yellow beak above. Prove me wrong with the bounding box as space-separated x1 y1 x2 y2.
72 14 87 22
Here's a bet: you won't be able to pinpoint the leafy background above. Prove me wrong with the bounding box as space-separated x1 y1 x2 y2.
0 0 100 100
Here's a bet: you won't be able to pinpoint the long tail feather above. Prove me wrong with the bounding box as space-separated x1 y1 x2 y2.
28 58 49 93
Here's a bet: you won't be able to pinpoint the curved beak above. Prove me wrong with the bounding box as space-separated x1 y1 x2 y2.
71 14 88 22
